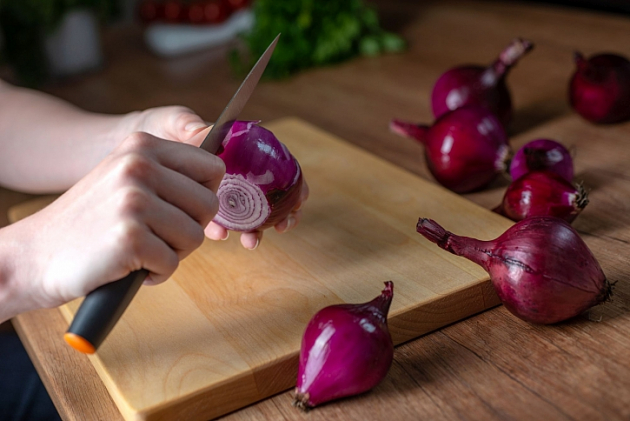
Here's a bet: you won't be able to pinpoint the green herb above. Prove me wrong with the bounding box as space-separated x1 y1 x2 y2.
232 0 405 78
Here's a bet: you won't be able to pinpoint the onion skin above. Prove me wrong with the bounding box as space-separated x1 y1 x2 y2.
502 170 588 223
431 38 533 126
294 282 394 410
570 52 630 124
390 105 511 193
509 138 574 183
416 217 611 324
214 121 302 232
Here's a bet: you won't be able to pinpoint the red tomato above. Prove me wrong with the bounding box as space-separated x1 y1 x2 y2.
203 0 230 24
227 0 250 10
138 0 164 23
164 0 184 22
188 3 205 24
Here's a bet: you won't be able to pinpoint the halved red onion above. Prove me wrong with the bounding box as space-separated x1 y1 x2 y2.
213 121 303 232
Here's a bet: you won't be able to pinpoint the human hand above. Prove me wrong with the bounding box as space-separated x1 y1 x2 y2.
3 130 224 314
127 106 311 249
123 105 210 145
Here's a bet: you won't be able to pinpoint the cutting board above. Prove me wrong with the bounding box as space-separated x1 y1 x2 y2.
9 117 512 421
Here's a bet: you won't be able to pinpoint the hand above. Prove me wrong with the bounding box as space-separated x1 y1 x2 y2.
129 106 311 250
123 105 210 145
2 130 225 315
204 178 310 250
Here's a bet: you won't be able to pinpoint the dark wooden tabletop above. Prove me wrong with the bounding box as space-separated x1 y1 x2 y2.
5 1 630 420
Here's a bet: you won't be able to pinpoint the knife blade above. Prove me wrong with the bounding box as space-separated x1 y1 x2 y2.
63 34 281 354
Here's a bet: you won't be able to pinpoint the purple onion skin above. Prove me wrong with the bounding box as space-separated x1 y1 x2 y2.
416 217 611 324
294 282 394 410
390 105 510 193
509 138 574 183
431 38 533 126
214 121 302 232
502 170 588 223
570 52 630 124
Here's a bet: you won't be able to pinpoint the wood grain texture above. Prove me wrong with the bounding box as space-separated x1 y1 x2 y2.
4 0 630 420
11 118 510 420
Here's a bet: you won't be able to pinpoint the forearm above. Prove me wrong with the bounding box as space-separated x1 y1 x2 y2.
0 80 138 193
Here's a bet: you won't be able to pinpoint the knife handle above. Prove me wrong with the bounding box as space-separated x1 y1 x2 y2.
64 269 148 354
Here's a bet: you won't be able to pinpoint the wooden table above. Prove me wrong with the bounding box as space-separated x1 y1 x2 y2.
5 1 630 419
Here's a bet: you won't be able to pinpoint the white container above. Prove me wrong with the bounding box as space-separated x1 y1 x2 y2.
144 9 254 57
44 9 103 77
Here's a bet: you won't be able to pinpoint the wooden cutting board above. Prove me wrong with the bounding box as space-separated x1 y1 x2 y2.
9 117 512 421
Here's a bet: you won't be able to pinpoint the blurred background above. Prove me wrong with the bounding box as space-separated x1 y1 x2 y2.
0 0 628 90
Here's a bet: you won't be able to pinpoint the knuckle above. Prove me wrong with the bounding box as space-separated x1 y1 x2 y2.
117 186 151 218
121 132 154 151
115 152 155 184
115 220 146 256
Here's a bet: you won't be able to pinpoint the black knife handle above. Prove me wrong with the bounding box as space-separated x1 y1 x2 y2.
64 269 148 353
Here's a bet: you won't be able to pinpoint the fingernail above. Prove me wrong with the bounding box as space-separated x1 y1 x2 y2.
249 238 260 251
283 216 295 233
185 122 207 132
222 231 229 241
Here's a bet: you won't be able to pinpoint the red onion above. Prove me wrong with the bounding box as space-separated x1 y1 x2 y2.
431 38 533 126
390 105 511 193
501 171 588 223
294 282 394 410
570 52 630 124
214 121 303 232
416 217 611 324
509 138 574 183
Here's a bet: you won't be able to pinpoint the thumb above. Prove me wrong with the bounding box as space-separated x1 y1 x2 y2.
138 106 210 143
185 125 213 147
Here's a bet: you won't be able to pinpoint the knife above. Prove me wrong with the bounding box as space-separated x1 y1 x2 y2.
63 34 281 354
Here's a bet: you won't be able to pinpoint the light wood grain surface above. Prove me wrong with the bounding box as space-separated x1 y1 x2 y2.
11 118 508 421
5 1 630 420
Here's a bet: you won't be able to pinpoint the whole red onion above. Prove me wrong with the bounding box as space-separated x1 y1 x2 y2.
509 138 574 183
416 217 611 324
214 121 303 232
431 38 533 126
390 105 511 193
294 282 394 410
501 171 588 223
569 52 630 124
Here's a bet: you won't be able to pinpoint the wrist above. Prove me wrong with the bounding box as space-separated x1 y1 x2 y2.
0 222 40 322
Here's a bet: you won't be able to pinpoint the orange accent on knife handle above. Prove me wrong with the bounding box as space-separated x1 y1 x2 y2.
65 269 148 353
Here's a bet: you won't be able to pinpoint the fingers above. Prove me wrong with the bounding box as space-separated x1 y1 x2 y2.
113 221 179 286
136 106 210 143
274 179 309 233
240 231 262 250
117 132 226 194
117 187 207 259
205 221 229 241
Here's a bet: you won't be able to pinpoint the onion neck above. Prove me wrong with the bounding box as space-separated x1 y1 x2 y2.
416 218 493 271
574 51 589 74
368 281 394 318
485 38 534 85
389 119 429 145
